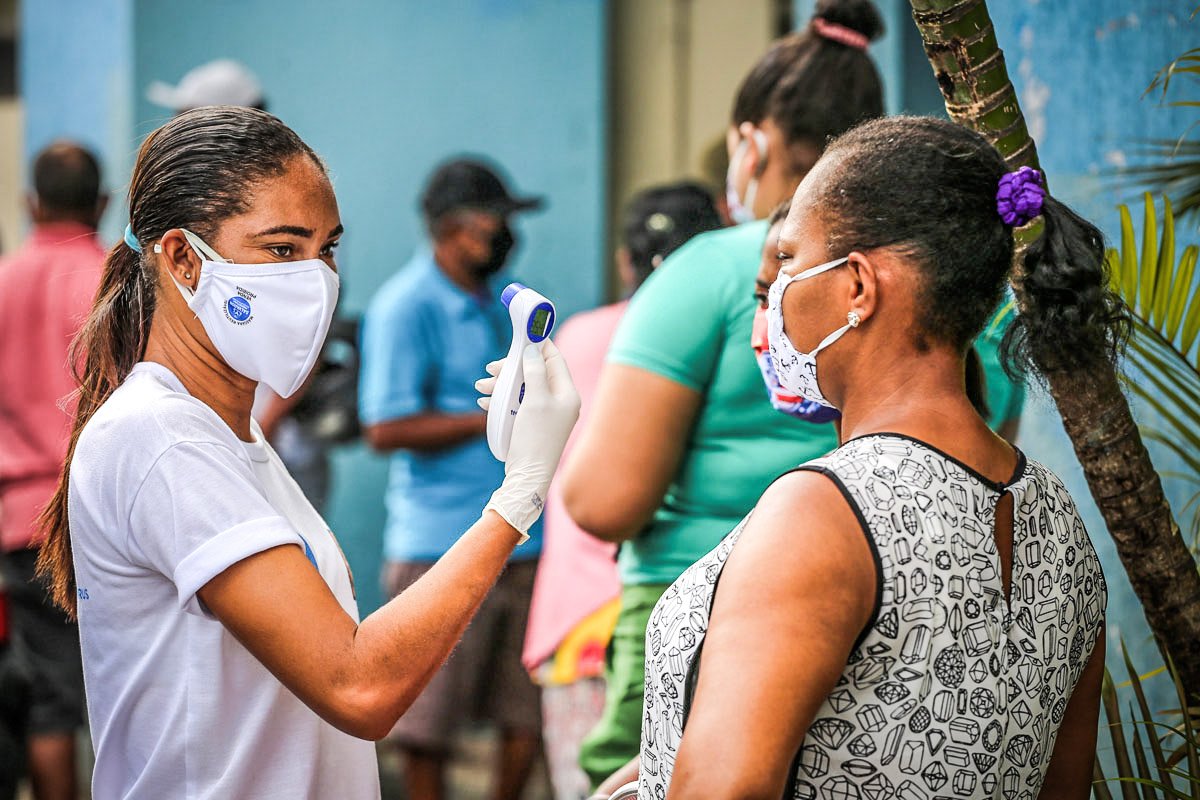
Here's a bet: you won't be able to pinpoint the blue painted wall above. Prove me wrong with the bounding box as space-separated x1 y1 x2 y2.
20 0 133 243
989 2 1196 718
23 0 608 615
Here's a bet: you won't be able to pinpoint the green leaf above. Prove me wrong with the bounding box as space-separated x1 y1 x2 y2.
1124 642 1177 790
1121 205 1140 304
1105 670 1143 798
1154 197 1178 329
1129 714 1157 797
1166 651 1200 799
1183 276 1200 355
1167 246 1199 343
1142 194 1160 319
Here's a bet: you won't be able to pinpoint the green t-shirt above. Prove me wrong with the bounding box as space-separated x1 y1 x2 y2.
976 299 1025 430
607 221 839 586
607 222 1026 587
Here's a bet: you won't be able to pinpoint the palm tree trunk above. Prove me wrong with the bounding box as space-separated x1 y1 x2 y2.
908 0 1200 697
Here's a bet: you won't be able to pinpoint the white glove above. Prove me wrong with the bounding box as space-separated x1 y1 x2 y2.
475 338 580 538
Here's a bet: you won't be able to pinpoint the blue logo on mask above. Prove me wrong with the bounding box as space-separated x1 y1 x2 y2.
226 296 252 322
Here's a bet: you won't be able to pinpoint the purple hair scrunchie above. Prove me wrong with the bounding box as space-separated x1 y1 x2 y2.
996 166 1046 227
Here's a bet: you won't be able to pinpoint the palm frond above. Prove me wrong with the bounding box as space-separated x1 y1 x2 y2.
1108 196 1200 555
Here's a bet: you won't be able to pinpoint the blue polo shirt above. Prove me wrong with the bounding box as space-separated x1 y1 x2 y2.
359 248 542 562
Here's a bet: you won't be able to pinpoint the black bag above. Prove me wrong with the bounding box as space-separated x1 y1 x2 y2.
291 315 361 444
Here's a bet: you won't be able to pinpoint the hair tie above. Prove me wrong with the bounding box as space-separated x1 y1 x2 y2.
996 167 1046 227
812 17 870 51
123 224 143 253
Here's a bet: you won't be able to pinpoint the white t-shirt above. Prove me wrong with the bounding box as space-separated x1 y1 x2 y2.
69 362 379 800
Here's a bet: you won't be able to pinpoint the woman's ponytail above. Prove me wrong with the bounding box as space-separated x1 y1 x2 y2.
1002 197 1131 380
36 238 156 617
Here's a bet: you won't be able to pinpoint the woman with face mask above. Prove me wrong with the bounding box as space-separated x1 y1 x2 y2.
626 116 1121 799
35 107 579 799
565 1 885 789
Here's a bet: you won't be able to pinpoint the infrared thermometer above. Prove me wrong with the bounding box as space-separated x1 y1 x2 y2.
487 282 556 461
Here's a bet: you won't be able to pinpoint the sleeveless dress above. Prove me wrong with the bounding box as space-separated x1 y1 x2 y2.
639 433 1106 800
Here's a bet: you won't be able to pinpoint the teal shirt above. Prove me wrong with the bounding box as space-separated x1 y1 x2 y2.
606 223 1025 587
607 222 839 586
976 298 1026 430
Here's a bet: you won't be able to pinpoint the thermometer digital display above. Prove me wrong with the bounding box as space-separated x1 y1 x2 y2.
487 282 556 461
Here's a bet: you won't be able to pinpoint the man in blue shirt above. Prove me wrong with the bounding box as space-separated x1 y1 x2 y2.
359 158 545 800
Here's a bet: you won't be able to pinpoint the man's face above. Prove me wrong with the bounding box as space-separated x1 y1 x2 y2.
451 209 515 278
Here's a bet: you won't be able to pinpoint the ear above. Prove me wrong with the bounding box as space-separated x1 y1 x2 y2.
737 122 767 178
156 229 204 291
844 250 878 326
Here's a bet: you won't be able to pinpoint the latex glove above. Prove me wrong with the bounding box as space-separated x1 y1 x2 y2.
475 338 580 537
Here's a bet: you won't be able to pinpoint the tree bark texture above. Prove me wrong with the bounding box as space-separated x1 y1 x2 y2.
909 0 1200 697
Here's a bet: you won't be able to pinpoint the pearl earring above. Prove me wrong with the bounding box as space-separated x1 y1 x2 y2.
847 311 861 327
184 272 192 280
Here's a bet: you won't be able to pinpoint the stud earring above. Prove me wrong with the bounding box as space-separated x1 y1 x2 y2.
184 272 192 280
847 310 861 327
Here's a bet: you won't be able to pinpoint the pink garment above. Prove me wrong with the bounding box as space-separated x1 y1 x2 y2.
522 301 626 671
0 223 105 551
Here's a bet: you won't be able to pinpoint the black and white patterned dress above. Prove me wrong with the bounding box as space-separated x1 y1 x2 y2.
639 433 1106 800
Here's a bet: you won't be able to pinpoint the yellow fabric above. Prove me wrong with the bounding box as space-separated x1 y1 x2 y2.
542 598 620 687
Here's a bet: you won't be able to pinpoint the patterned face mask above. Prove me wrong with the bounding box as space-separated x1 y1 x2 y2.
751 307 841 423
765 255 856 410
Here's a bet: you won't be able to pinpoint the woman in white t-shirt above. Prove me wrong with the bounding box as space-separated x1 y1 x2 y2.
34 106 578 800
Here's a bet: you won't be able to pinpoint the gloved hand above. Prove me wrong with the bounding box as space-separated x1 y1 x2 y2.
475 339 580 538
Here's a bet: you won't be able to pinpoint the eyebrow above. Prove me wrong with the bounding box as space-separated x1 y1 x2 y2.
251 223 344 239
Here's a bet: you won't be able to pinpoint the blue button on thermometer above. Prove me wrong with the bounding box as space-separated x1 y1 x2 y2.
487 282 556 461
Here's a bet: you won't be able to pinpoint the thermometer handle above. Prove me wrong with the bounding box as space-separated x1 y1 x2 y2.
487 284 556 461
487 338 528 461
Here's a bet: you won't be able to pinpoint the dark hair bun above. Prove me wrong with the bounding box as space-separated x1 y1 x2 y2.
813 0 884 43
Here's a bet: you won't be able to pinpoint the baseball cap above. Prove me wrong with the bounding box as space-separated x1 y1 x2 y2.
421 159 544 222
147 59 264 112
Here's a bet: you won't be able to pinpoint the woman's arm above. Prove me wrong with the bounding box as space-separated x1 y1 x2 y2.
560 364 700 542
201 341 579 741
666 470 878 799
1037 627 1106 799
200 510 521 740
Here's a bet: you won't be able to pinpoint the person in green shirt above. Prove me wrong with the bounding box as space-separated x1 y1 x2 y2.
560 0 888 788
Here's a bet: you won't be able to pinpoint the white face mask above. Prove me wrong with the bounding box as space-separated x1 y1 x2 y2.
156 229 340 398
725 129 768 224
766 255 857 409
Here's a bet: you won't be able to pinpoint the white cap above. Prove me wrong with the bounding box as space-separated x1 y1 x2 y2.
146 59 264 111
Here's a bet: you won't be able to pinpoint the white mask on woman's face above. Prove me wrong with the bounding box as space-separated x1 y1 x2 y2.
725 129 769 224
765 255 857 409
156 229 339 398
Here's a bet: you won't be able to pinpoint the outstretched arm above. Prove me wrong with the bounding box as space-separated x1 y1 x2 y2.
202 342 579 740
201 510 521 740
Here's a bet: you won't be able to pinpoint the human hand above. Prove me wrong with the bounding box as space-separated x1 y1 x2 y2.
476 339 580 535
